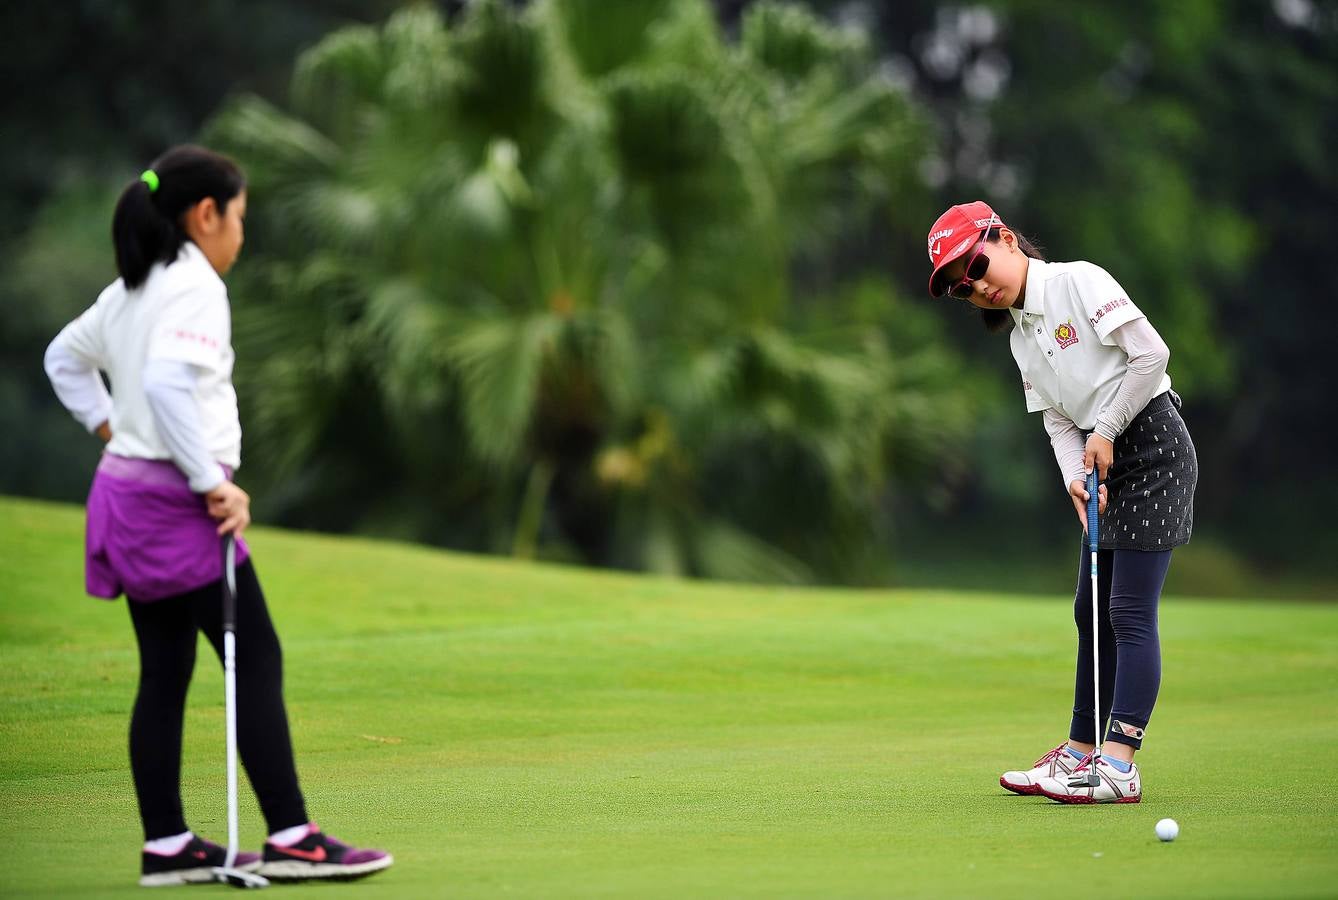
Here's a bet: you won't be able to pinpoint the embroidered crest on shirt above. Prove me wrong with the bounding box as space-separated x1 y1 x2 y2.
1054 321 1079 349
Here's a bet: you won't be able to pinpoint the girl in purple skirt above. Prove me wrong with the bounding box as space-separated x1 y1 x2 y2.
45 145 392 886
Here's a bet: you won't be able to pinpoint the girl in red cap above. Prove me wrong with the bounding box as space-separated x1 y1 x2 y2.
926 201 1198 803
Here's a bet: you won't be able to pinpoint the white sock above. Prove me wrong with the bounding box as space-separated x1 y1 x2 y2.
269 823 313 847
144 831 193 856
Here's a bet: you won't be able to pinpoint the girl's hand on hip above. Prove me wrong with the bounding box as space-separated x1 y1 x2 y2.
1084 433 1114 480
1069 479 1108 532
206 481 251 537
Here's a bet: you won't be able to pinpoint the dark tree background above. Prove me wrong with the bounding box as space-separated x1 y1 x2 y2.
2 0 1333 594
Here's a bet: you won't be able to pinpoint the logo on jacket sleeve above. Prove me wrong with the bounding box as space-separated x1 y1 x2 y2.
1088 297 1130 328
1054 321 1080 349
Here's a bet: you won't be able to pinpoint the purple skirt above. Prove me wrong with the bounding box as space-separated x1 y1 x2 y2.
85 454 250 602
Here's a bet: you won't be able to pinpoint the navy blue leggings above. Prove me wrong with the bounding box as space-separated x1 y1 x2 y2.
1069 546 1173 750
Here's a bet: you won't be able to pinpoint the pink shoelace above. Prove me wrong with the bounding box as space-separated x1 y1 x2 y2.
1031 743 1073 771
1071 752 1121 774
1065 752 1118 790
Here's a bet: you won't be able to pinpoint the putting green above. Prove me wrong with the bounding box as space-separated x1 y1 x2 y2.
2 496 1335 898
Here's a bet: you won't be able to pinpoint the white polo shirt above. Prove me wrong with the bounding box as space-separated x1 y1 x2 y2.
1009 258 1171 430
51 241 242 467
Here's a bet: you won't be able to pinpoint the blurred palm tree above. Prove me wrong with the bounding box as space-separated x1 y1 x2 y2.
207 0 973 583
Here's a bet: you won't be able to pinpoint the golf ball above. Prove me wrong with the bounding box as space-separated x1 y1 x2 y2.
1155 818 1179 842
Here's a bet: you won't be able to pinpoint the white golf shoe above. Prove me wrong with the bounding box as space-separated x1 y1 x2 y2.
1000 742 1086 795
1037 754 1142 804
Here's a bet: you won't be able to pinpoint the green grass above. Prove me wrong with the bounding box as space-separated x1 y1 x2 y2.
2 495 1336 898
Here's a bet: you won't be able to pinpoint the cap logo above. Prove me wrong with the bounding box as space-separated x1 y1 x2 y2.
973 215 1002 229
946 236 973 259
927 228 954 258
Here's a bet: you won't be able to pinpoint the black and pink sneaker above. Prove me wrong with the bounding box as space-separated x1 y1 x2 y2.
139 836 261 887
258 824 393 881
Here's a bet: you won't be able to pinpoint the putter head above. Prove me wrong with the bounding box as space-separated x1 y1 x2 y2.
1066 752 1102 789
213 867 270 889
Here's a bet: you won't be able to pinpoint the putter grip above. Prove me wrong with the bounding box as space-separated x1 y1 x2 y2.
221 533 237 633
1086 470 1100 552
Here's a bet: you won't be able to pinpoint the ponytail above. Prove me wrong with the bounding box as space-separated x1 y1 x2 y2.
979 227 1046 334
111 144 245 289
112 180 178 290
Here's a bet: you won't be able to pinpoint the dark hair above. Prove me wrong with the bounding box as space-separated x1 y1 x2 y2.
112 144 245 289
979 226 1046 333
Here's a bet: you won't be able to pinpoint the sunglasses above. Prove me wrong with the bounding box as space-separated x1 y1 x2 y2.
933 237 992 300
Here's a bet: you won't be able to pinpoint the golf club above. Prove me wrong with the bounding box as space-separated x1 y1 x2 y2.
213 533 270 890
1083 469 1102 787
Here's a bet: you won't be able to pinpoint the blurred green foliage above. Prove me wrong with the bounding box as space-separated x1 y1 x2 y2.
823 0 1337 570
2 0 1334 585
199 1 973 583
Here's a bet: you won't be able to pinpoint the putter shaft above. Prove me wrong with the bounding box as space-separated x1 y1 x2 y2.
1086 469 1102 787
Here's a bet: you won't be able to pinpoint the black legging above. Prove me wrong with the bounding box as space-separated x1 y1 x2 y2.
128 560 307 839
1069 546 1173 751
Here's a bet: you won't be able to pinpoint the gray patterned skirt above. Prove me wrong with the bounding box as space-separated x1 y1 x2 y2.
1100 391 1197 551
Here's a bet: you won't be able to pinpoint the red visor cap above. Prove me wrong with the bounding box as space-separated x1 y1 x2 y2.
926 201 1004 297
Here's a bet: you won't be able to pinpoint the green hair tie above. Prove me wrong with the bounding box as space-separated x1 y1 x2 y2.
140 169 160 193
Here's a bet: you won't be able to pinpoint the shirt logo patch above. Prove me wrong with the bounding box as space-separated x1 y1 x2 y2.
1055 321 1080 349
